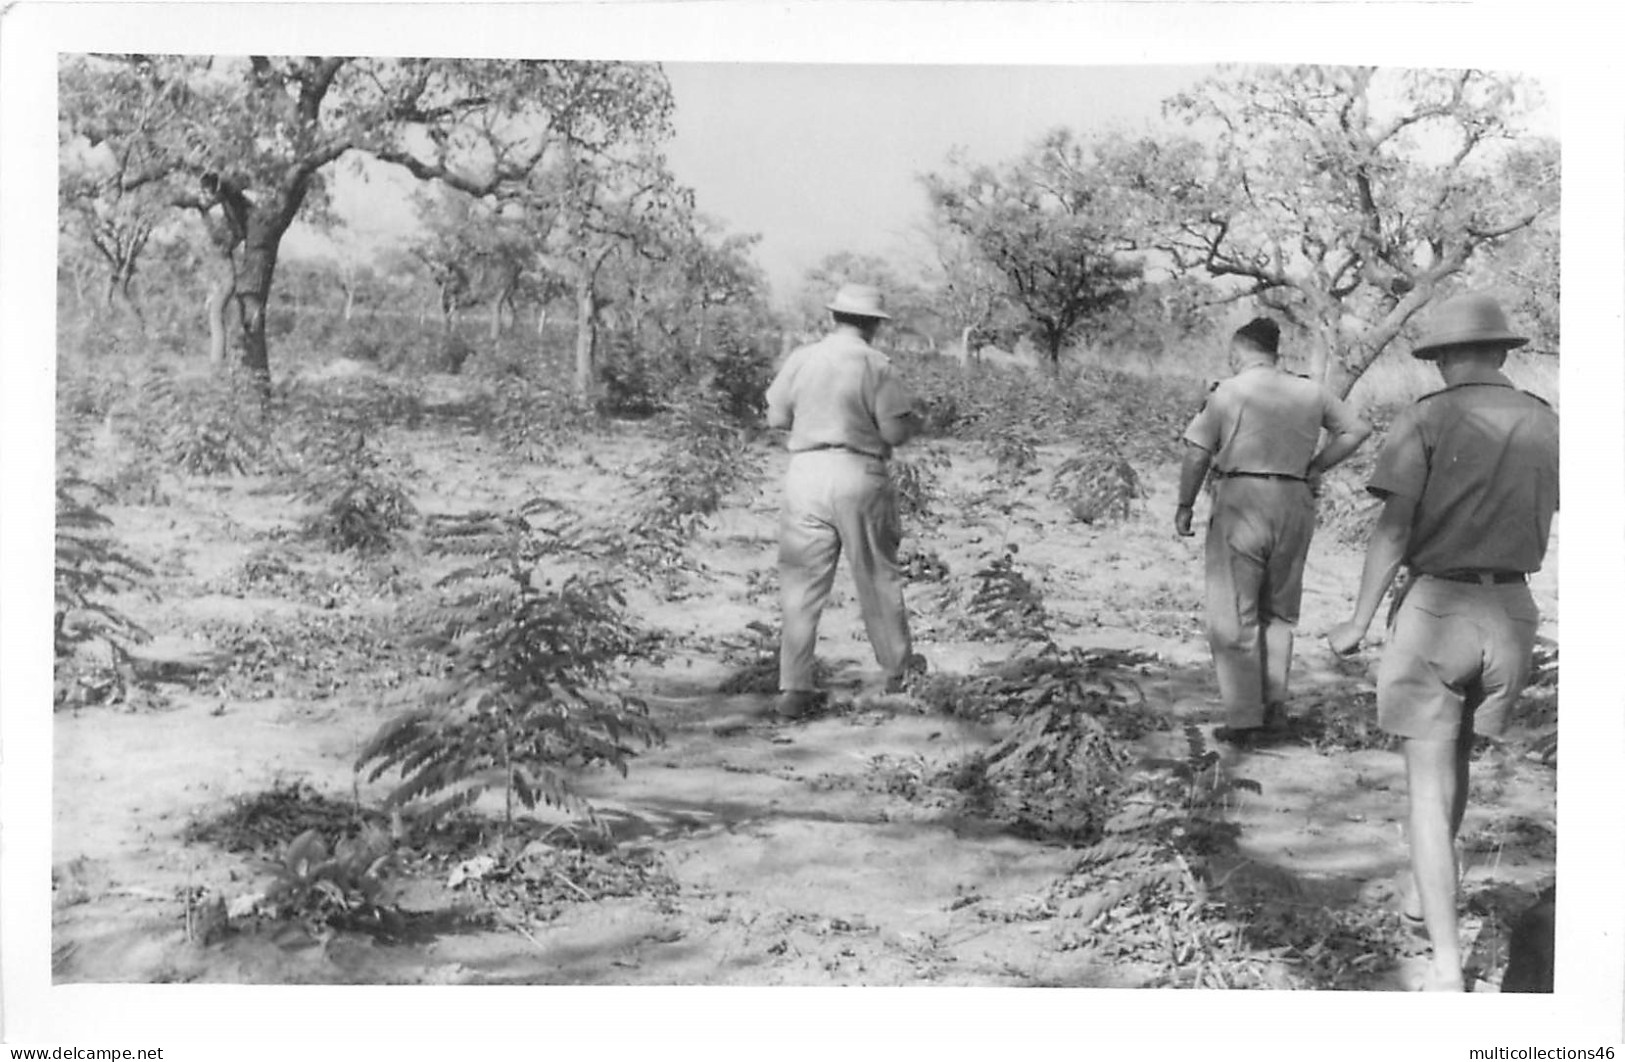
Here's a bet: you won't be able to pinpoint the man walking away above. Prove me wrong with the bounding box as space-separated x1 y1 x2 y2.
765 283 926 720
1327 293 1559 992
1177 317 1373 745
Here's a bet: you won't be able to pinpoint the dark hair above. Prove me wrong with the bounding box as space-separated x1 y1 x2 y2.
1233 317 1281 355
833 311 882 329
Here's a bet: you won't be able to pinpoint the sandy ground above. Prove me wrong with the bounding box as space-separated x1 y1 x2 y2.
52 401 1558 988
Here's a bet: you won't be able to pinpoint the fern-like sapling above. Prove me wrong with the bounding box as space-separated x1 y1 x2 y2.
357 522 661 832
55 476 151 707
290 427 417 554
965 544 1051 643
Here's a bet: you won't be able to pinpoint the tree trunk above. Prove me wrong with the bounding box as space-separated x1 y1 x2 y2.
573 269 597 398
233 229 280 387
1307 334 1333 390
1044 330 1064 366
206 267 236 368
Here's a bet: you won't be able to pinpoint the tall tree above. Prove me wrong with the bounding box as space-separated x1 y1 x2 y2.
1157 65 1556 396
794 251 936 349
922 130 1145 364
372 60 684 396
57 55 545 382
913 218 1018 357
409 186 531 338
57 55 198 323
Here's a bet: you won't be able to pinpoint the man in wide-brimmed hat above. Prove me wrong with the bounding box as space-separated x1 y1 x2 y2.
763 283 926 719
1328 292 1559 991
1177 316 1373 745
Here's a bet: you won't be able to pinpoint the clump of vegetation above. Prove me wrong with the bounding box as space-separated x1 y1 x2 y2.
701 317 778 425
890 447 949 525
920 646 1164 735
289 429 418 555
1291 688 1399 753
183 782 409 942
1037 727 1275 986
936 649 1166 842
358 509 662 831
132 367 273 476
636 387 759 526
1050 451 1142 525
615 387 762 591
1514 639 1558 765
960 545 1050 643
597 331 667 419
445 837 679 925
989 426 1041 479
254 826 401 938
1317 470 1384 547
194 611 412 701
898 545 951 583
476 379 598 459
184 779 389 855
54 476 151 709
950 700 1127 843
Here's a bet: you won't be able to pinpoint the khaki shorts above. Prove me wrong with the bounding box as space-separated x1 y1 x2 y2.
1377 577 1540 741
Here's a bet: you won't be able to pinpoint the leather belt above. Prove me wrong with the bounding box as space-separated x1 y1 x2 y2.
798 443 885 460
1428 570 1527 585
1215 470 1306 482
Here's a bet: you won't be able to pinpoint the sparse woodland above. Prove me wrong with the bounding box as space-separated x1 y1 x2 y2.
53 58 1557 989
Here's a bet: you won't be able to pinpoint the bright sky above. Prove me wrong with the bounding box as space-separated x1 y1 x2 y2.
660 63 1207 300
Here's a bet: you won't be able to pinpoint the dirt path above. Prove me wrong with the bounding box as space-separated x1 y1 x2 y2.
52 424 1557 988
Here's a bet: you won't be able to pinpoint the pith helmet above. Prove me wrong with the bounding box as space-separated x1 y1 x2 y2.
1412 293 1528 359
826 283 891 320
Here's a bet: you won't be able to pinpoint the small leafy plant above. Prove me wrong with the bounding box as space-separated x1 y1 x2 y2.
989 426 1041 479
1050 452 1142 525
55 476 151 708
963 545 1051 643
134 367 272 476
890 448 949 525
290 429 417 555
256 826 399 938
358 509 662 830
1044 727 1271 987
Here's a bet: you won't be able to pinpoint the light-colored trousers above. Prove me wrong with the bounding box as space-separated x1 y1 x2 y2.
1203 477 1315 727
778 450 913 692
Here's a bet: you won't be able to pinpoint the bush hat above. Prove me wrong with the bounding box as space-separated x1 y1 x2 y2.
1412 293 1528 359
826 283 891 320
1233 317 1280 355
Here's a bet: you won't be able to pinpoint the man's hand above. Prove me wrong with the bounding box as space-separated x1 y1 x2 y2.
1325 620 1366 656
1174 506 1194 537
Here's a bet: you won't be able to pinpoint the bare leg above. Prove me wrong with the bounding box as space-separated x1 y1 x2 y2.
1404 736 1467 991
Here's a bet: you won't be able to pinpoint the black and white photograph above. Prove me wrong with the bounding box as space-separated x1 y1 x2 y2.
3 2 1622 1058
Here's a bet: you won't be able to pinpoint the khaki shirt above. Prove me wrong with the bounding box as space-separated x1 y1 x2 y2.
765 333 914 459
1367 378 1559 574
1183 365 1362 476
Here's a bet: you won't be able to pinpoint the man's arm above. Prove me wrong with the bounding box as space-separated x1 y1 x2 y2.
764 359 796 430
874 367 920 448
1174 442 1212 536
1307 416 1373 479
1325 491 1416 654
878 406 921 447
